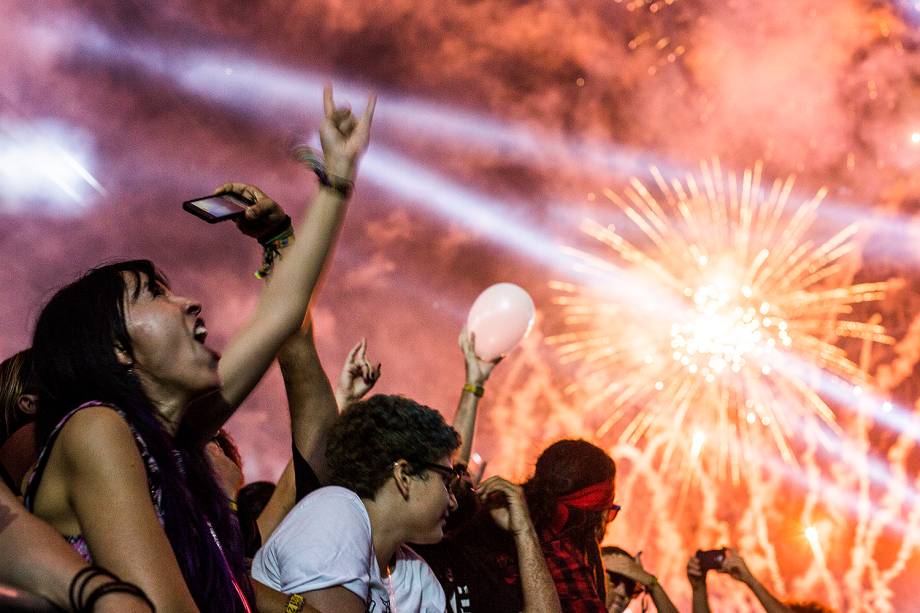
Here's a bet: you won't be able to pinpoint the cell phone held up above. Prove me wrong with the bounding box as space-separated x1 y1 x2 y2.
182 193 251 223
695 548 726 572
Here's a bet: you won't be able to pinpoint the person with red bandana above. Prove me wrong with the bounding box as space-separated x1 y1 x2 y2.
413 329 617 613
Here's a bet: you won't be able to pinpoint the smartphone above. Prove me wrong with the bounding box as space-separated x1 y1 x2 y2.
695 548 726 572
182 193 251 223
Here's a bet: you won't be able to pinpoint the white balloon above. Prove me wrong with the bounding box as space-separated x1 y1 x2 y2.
466 283 536 361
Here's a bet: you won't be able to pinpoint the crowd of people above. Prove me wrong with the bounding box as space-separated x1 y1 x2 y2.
0 87 835 613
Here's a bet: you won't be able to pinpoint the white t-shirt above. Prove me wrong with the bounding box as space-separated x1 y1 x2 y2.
252 485 446 613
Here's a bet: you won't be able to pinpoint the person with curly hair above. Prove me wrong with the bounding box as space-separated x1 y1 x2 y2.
251 394 461 612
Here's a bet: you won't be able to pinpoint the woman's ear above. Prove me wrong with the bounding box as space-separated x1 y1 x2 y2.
114 343 133 368
392 460 412 500
17 393 38 415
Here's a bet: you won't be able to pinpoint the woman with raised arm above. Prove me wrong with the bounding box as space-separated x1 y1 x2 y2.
24 86 374 613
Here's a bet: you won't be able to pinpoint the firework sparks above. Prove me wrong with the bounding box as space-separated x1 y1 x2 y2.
548 159 900 484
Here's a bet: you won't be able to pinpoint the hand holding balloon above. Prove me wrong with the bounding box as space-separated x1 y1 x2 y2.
459 326 502 387
466 283 536 361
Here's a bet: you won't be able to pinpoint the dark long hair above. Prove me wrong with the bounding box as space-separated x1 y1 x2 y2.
32 260 252 611
523 439 616 602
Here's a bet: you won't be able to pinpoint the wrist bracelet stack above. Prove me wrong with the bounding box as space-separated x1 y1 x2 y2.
69 566 154 612
255 215 294 279
463 383 485 398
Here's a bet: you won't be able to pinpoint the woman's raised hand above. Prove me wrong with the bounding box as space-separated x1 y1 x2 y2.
320 85 376 181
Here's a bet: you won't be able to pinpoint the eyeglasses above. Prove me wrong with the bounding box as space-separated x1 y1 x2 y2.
608 503 622 523
416 461 467 490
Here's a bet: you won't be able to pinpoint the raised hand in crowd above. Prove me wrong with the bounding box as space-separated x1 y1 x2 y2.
187 84 375 440
689 547 793 613
318 86 376 181
479 476 562 613
719 548 790 613
602 547 677 613
454 326 503 464
334 338 381 410
687 554 712 613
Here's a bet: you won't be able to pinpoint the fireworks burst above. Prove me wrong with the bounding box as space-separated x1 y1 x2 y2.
548 159 900 484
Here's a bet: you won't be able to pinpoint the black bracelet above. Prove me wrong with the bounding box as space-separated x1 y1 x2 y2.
69 566 116 613
83 580 155 612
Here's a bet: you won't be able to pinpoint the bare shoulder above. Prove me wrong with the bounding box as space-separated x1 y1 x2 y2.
57 405 142 472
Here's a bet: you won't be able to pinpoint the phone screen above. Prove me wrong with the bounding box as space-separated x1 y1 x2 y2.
183 193 250 222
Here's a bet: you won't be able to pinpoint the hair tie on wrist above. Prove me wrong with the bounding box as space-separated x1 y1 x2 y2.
463 383 485 398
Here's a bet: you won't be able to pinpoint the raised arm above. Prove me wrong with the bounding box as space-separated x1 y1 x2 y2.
279 331 379 500
453 328 501 464
212 87 375 424
478 476 562 613
720 549 791 613
687 556 712 613
277 323 340 484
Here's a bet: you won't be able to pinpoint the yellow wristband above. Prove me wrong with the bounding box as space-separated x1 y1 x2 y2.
463 383 484 398
285 594 305 613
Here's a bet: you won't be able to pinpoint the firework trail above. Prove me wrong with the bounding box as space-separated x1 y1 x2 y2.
547 159 900 486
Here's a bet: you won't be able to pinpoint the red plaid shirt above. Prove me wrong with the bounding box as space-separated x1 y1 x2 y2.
541 535 606 613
